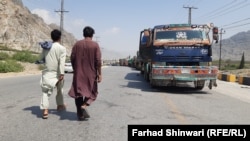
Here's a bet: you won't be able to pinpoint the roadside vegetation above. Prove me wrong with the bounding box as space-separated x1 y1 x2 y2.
212 60 250 70
212 58 250 77
0 45 249 74
0 48 41 73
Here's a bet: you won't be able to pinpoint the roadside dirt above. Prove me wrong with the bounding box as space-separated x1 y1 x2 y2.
220 69 250 77
0 62 41 78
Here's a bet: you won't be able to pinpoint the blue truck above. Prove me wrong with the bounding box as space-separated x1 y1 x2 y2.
139 23 219 90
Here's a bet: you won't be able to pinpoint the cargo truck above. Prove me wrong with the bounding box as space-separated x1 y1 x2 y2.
139 23 219 90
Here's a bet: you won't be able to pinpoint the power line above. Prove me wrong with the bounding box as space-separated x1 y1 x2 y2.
222 17 250 27
192 0 250 33
224 22 250 30
195 0 237 20
206 0 249 20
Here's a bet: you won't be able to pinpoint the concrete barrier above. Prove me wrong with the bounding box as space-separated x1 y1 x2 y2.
218 73 250 86
217 73 222 80
227 74 236 82
221 74 227 81
238 76 244 84
238 76 250 86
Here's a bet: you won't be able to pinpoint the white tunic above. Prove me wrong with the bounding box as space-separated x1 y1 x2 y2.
40 42 66 92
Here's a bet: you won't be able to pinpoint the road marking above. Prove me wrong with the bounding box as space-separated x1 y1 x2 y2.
161 94 189 124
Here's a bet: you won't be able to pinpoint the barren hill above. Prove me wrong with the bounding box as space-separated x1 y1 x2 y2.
212 30 250 61
0 0 77 55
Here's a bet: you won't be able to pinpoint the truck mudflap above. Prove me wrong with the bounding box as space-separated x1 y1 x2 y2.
151 66 218 81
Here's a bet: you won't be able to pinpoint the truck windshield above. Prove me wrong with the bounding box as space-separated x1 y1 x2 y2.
155 30 207 41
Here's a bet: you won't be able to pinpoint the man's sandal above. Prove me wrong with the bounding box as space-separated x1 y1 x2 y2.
77 115 86 121
81 106 90 118
57 104 66 111
42 109 49 119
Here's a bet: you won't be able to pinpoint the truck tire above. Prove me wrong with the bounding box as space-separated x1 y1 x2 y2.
151 84 157 89
194 80 205 90
140 70 144 74
208 46 212 56
144 71 149 82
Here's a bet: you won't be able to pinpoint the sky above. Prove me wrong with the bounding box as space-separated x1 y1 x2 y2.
22 0 250 59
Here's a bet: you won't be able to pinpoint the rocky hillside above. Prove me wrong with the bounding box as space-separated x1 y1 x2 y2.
212 30 250 61
0 0 77 55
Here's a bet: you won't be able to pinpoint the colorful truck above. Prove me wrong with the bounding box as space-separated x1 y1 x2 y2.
119 58 128 66
139 23 219 90
134 51 142 70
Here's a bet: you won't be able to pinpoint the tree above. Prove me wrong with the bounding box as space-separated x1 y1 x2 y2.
238 52 245 69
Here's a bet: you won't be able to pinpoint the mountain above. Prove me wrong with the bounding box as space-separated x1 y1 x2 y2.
212 30 250 61
0 0 77 56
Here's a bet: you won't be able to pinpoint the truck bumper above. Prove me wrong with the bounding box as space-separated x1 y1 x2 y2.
150 74 217 87
150 66 218 86
152 74 217 81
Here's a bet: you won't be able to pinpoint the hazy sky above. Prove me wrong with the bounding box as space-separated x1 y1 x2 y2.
22 0 250 58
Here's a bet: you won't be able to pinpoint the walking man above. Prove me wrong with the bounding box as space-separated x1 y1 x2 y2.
68 26 102 120
40 29 67 119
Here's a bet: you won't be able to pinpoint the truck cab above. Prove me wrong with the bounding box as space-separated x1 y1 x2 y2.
139 23 219 90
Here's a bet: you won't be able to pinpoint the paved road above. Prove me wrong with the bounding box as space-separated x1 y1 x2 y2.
0 66 250 141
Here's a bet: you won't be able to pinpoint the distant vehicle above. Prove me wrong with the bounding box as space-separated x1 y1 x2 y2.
64 62 73 73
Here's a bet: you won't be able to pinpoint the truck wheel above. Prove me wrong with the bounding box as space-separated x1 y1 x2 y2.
194 80 205 90
144 72 149 82
195 85 205 90
140 70 144 74
151 84 157 89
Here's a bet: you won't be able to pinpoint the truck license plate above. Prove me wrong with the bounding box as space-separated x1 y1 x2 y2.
181 68 190 73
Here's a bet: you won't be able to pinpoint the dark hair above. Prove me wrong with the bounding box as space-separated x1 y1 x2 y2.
83 26 95 38
51 29 61 41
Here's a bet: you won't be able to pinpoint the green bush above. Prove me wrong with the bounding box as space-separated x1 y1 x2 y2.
38 64 45 70
0 45 8 50
12 51 40 63
0 60 24 73
0 52 10 60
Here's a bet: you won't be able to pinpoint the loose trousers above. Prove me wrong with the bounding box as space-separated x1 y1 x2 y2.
40 80 64 109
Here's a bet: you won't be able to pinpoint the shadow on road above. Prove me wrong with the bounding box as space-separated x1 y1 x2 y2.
152 86 209 95
23 106 79 121
124 72 144 82
23 106 41 118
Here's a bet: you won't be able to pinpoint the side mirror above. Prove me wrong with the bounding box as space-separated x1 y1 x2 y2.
141 30 149 45
212 27 219 43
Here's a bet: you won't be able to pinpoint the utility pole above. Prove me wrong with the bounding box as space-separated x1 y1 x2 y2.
219 28 226 70
95 36 105 64
95 36 100 43
183 6 197 24
55 0 69 45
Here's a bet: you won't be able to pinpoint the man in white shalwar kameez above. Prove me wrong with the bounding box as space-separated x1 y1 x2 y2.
39 29 66 119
